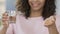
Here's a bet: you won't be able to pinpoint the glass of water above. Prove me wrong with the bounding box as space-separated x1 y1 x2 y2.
0 10 16 30
6 10 16 24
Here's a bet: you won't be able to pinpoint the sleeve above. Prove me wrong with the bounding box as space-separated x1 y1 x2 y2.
56 15 60 34
6 24 14 34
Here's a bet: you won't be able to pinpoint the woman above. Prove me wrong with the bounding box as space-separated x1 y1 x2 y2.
0 0 60 34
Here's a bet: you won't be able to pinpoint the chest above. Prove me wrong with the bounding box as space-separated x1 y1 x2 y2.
15 19 49 34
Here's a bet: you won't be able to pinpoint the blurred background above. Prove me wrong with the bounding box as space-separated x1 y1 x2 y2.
0 0 16 29
0 0 60 29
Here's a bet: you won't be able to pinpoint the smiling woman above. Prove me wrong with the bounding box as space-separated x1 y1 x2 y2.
0 0 60 34
16 0 56 19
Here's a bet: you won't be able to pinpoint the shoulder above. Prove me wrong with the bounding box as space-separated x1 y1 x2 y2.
55 15 60 33
6 23 16 34
55 15 60 24
55 15 60 25
16 12 26 20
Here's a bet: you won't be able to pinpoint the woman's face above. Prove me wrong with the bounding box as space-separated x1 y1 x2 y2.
28 0 45 11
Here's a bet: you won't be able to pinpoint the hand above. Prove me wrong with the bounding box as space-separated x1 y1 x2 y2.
44 16 56 27
2 12 9 29
0 13 9 34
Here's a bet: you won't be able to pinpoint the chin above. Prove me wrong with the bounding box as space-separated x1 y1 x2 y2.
32 8 41 11
31 6 41 11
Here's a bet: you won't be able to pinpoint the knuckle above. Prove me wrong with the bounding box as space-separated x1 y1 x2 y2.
2 16 8 18
3 13 8 16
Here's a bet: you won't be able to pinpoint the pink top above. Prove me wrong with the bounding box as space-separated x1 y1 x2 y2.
6 14 60 34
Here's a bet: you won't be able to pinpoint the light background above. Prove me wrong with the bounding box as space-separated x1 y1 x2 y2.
56 0 60 15
6 0 60 15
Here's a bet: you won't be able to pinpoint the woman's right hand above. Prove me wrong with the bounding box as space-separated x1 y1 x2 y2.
2 12 9 29
0 12 9 34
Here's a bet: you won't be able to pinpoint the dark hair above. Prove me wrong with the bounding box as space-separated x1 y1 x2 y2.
16 0 56 19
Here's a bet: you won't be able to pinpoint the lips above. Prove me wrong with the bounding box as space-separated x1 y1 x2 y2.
31 3 40 7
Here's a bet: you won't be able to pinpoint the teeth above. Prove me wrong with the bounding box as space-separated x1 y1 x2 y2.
31 3 39 7
32 4 38 7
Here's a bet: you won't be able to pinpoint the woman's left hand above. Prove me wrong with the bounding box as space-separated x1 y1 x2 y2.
44 16 56 27
44 16 59 34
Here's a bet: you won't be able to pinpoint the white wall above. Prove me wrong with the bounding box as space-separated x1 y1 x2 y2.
0 0 6 18
56 0 60 15
6 0 16 10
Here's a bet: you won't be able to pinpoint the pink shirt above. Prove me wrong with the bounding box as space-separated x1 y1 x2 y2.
6 14 60 34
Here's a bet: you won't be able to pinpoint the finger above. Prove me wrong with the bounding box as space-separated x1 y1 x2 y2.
44 18 50 25
2 19 9 22
2 17 9 20
53 15 56 21
47 16 55 25
44 18 53 25
49 16 56 22
44 18 55 26
2 22 9 28
2 21 9 26
2 20 9 25
2 13 8 16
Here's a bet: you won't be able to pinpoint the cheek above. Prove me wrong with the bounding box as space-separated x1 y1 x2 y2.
38 0 45 9
28 0 45 6
28 0 45 10
40 0 45 5
28 0 32 5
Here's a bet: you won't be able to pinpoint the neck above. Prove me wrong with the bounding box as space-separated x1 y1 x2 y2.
30 9 43 17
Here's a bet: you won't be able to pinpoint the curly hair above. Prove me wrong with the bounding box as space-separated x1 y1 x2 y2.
16 0 56 19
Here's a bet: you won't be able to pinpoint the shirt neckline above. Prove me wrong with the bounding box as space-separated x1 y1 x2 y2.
28 16 43 20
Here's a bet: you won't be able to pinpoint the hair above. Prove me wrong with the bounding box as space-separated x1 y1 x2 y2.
16 0 56 19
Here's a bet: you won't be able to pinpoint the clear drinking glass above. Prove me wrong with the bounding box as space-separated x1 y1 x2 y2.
6 10 16 24
0 10 16 30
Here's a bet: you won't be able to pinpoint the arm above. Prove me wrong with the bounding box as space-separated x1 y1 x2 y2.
0 28 7 34
48 24 59 34
0 12 14 34
0 24 14 34
44 16 59 34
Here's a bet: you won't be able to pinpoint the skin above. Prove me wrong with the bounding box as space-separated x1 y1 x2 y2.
29 0 59 34
29 0 45 17
44 16 59 34
0 13 9 34
0 0 59 34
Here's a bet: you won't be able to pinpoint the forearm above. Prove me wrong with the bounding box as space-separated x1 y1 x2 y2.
0 28 7 34
48 25 59 34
